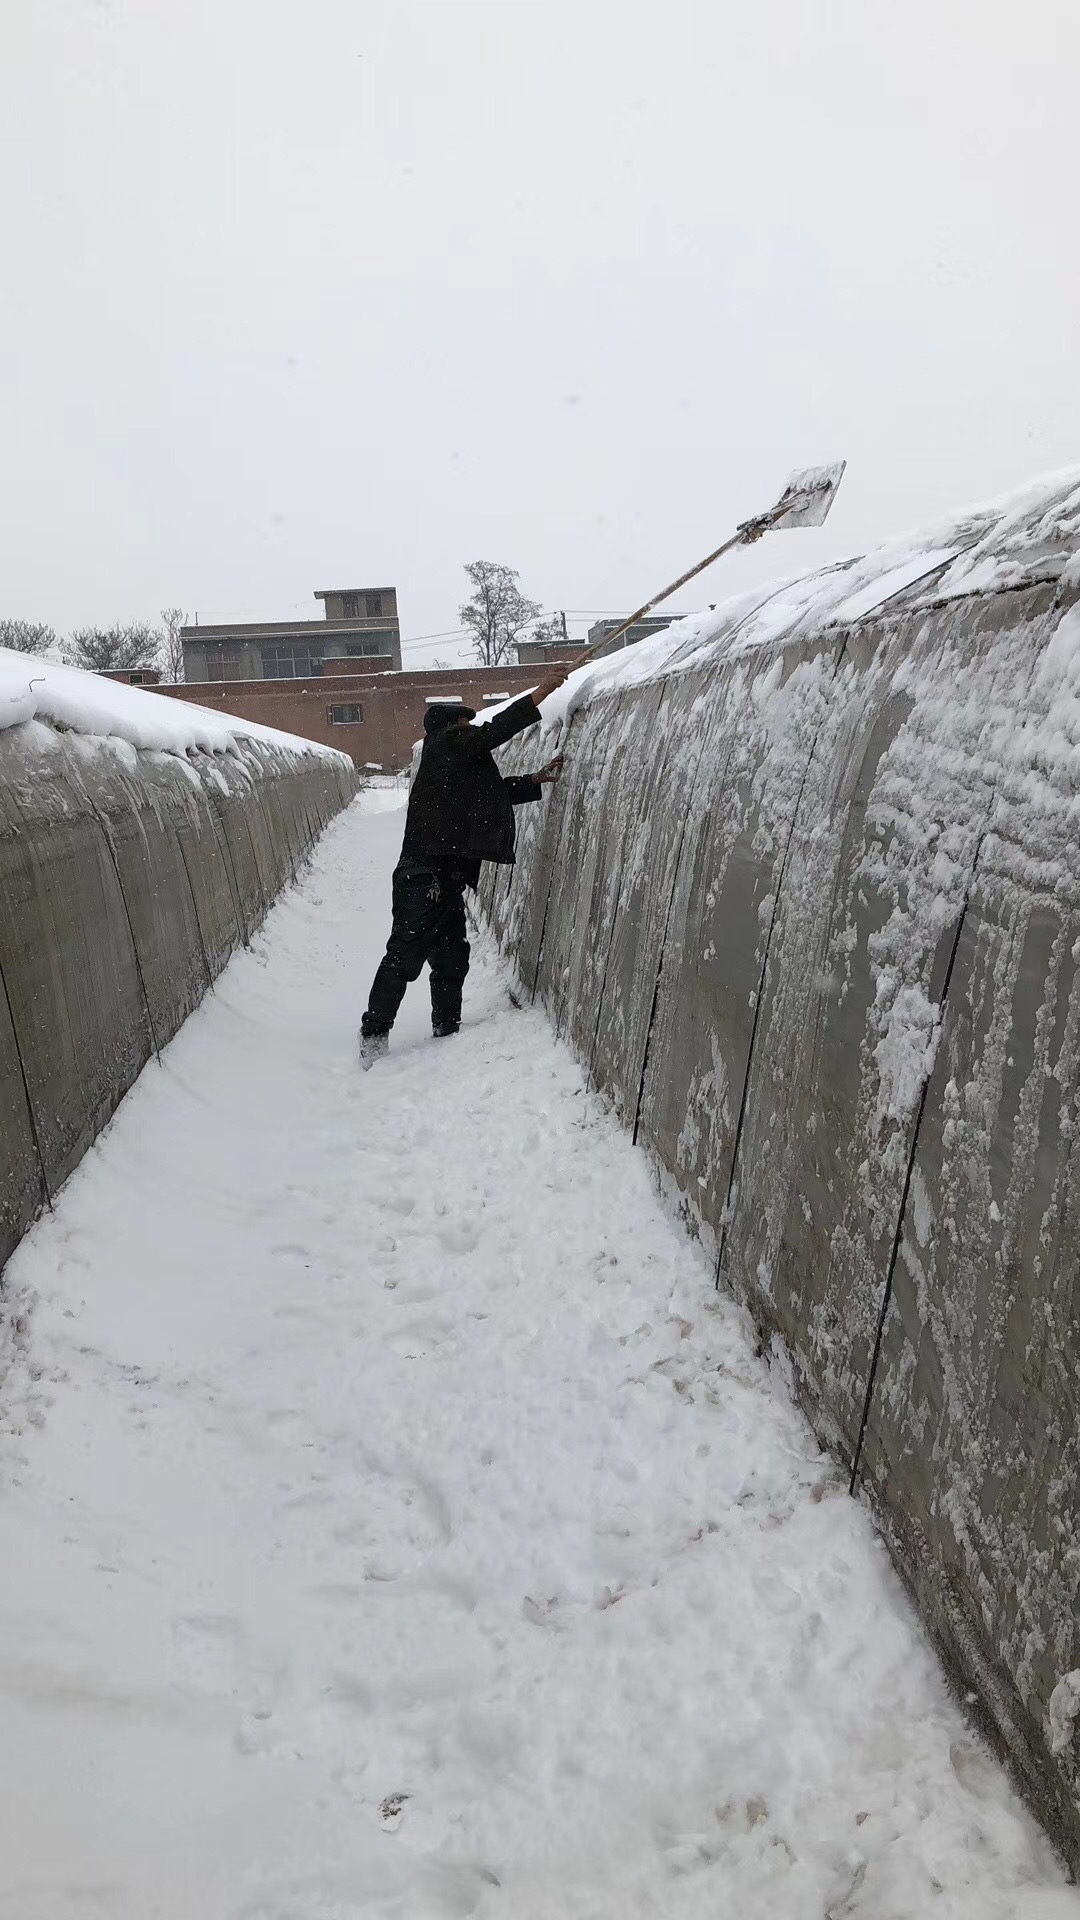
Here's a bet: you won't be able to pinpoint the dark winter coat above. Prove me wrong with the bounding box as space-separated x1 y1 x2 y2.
399 695 543 883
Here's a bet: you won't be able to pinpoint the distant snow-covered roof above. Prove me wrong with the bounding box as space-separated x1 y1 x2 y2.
0 650 352 765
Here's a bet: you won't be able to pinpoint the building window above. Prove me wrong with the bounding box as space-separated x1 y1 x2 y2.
261 644 323 679
344 635 393 658
365 593 383 618
207 647 244 681
341 594 359 618
328 703 363 725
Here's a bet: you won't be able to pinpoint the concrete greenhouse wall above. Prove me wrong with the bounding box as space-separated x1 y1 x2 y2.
0 721 357 1286
478 475 1080 1869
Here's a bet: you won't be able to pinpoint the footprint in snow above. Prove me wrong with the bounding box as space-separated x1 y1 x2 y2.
437 1221 479 1254
382 1192 417 1217
384 1317 455 1359
172 1613 283 1716
378 1791 410 1828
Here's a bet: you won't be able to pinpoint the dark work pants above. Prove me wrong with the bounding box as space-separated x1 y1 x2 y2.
362 861 471 1037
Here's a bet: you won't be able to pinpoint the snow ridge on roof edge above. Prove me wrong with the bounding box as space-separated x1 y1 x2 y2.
0 648 353 769
534 466 1080 725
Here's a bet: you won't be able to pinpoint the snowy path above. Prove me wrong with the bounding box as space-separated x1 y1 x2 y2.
0 791 1075 1920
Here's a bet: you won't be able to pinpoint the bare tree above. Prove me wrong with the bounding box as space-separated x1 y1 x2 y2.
64 622 163 674
159 606 187 682
459 561 541 668
527 613 568 652
0 618 57 655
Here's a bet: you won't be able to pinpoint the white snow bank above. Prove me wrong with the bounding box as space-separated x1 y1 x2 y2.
0 802 1075 1917
872 979 942 1126
0 647 352 766
1049 1672 1080 1758
518 467 1080 729
357 781 409 815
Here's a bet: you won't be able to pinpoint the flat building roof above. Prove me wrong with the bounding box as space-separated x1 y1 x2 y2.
313 587 396 599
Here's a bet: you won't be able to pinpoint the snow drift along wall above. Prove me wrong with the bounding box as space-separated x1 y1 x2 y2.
0 707 356 1284
478 472 1080 1870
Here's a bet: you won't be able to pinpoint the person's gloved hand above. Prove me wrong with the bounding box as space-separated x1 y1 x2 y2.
536 755 565 785
532 665 570 703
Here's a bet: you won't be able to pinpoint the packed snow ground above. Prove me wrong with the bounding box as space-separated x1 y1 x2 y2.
0 790 1076 1920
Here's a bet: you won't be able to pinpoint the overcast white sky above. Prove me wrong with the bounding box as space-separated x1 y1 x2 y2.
3 0 1078 663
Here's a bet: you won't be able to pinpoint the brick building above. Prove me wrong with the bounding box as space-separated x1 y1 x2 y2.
180 587 403 681
159 659 583 770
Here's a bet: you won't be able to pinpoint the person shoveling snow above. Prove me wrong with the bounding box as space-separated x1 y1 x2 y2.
358 665 567 1065
357 463 852 1070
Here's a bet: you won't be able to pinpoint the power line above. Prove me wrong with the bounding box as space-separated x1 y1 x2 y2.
390 637 466 660
559 608 699 618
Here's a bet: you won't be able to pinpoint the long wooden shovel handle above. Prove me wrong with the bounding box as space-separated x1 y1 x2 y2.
571 518 773 669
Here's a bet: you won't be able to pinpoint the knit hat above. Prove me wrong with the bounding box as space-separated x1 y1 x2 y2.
424 703 476 735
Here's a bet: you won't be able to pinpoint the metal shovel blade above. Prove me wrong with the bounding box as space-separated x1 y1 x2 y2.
759 460 847 532
552 457 849 678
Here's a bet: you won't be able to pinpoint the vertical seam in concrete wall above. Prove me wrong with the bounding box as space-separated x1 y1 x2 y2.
208 798 251 948
710 552 971 1280
240 798 271 918
847 863 975 1492
0 945 52 1211
294 781 309 865
584 686 672 1094
58 759 162 1063
294 784 315 863
174 823 215 993
715 635 850 1278
847 589 1056 1492
553 715 607 1045
578 581 840 1099
631 713 721 1146
528 709 584 1004
84 801 161 1063
307 785 324 850
265 768 301 883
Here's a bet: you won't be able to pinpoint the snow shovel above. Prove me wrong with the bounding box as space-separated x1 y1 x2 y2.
571 460 847 666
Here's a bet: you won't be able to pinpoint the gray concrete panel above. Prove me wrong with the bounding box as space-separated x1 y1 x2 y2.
536 705 628 1038
633 651 767 1221
173 770 247 976
0 955 45 1272
475 544 1080 1868
0 726 357 1296
564 684 669 1094
63 749 209 1055
497 708 584 997
0 737 149 1196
